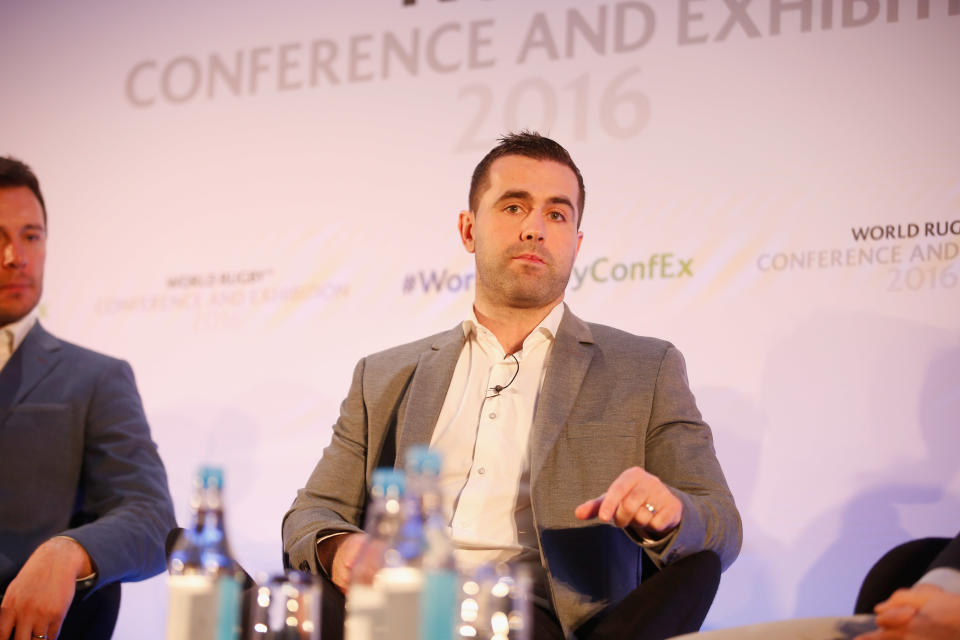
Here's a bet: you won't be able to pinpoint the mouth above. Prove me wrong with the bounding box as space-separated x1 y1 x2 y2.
513 253 546 265
0 282 33 292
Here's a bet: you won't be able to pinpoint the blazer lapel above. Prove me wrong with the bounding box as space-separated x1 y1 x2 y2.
530 306 595 484
0 322 62 427
395 326 465 468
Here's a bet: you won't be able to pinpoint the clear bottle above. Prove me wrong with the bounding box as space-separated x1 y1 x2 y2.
166 466 243 640
407 447 457 640
345 468 423 640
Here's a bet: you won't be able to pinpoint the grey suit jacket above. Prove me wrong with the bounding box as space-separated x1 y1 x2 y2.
0 322 175 595
283 306 741 633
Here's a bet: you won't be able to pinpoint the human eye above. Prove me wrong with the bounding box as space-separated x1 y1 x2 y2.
547 210 567 222
504 204 524 214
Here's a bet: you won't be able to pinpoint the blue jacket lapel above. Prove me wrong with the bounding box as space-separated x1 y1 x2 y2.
0 322 62 424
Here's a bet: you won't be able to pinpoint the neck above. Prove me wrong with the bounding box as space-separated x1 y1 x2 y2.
473 297 562 354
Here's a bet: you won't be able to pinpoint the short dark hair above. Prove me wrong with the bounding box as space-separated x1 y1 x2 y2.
0 156 47 225
469 131 586 228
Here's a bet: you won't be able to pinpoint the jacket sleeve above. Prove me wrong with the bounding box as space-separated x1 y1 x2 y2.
63 359 176 590
282 357 370 574
639 345 742 571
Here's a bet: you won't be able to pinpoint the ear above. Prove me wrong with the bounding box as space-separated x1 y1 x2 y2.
575 231 583 256
458 210 476 253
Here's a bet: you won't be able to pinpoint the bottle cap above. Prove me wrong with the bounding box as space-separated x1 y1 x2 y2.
405 446 442 476
199 466 224 489
371 468 405 496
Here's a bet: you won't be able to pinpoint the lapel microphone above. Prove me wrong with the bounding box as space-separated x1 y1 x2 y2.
487 353 520 398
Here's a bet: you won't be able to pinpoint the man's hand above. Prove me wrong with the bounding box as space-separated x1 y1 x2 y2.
854 584 960 640
0 537 92 640
574 466 683 538
317 533 369 594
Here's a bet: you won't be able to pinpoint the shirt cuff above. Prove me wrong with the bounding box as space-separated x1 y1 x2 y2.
917 567 960 595
315 531 353 577
50 535 98 589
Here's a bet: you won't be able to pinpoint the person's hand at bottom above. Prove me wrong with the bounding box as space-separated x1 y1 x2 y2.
854 584 960 640
0 537 92 640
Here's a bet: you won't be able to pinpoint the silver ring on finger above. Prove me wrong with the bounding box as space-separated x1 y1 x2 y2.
643 502 657 515
32 635 49 639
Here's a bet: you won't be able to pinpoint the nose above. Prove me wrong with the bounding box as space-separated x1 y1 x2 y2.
520 214 545 243
2 242 24 268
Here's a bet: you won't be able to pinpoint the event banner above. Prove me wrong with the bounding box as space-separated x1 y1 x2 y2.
2 0 958 635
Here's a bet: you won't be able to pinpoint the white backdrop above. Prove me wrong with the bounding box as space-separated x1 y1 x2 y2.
2 0 959 636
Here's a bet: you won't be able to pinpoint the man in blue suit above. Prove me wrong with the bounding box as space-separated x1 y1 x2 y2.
0 157 175 640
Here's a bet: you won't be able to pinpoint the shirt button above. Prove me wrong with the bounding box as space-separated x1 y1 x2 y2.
477 467 486 475
488 412 497 419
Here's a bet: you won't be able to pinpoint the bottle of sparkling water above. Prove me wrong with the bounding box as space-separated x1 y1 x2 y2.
345 468 423 640
406 447 457 640
166 466 243 640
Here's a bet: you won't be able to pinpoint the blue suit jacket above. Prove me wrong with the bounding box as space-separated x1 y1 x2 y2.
0 322 175 594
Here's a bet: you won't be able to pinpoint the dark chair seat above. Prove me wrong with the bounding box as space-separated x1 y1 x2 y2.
854 537 951 614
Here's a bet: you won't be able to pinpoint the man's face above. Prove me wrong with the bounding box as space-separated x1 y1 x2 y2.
458 155 583 310
0 187 46 326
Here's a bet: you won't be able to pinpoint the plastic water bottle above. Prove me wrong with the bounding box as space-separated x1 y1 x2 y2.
166 466 243 640
407 447 457 640
345 468 423 640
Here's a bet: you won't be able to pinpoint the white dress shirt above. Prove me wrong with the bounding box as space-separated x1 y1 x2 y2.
429 302 564 571
0 307 38 371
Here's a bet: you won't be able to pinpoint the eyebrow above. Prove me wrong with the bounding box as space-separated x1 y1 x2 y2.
496 190 533 204
496 190 575 211
0 223 45 234
546 195 575 210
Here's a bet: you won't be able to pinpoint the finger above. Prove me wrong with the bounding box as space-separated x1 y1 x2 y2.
618 482 676 532
874 604 916 628
875 588 928 613
0 605 15 640
853 632 900 640
13 615 38 640
24 626 53 640
574 496 603 520
51 615 66 640
597 468 646 522
647 503 681 533
613 500 644 529
645 489 682 532
614 483 655 529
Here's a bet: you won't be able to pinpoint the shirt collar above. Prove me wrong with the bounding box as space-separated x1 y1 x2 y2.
1 306 39 354
461 301 565 353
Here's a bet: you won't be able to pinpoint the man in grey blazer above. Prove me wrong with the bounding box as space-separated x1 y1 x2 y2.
283 133 741 639
0 157 175 640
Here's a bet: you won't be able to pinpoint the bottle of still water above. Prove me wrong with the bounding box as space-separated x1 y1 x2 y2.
166 466 243 640
345 468 423 640
407 447 457 640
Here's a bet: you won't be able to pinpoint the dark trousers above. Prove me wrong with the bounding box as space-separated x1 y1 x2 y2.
317 550 721 640
534 550 722 640
58 582 122 640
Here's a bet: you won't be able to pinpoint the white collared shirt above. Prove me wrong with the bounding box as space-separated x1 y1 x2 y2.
429 302 564 571
0 307 38 371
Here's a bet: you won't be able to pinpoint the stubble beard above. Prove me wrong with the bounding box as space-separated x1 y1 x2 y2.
475 241 573 310
0 277 41 326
